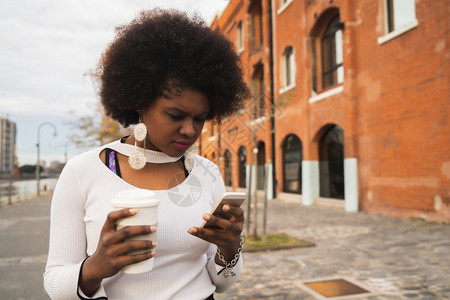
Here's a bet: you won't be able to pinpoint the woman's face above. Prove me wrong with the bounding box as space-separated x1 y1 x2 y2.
141 89 209 157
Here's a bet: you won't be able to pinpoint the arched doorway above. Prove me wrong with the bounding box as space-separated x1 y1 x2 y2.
319 125 344 199
238 146 247 188
257 141 265 190
224 150 232 186
283 134 302 194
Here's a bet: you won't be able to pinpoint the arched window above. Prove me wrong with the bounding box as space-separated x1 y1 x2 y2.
224 150 232 186
319 125 344 199
283 134 302 194
238 146 247 188
321 15 344 89
311 11 344 92
281 46 295 89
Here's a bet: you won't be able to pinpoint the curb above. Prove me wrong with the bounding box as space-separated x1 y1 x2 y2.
243 241 316 253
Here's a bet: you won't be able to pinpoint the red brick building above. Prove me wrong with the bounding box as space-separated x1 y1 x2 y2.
199 0 449 222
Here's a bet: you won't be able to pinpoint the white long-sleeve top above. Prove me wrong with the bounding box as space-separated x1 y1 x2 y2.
44 140 242 299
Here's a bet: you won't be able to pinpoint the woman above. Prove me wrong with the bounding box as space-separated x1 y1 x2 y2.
44 9 250 300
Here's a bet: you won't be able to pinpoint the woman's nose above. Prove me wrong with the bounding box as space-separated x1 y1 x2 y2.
179 119 196 137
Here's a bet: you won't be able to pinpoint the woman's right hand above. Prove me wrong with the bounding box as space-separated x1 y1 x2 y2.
79 208 156 296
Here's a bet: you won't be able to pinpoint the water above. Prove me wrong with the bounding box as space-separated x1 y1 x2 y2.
0 178 58 204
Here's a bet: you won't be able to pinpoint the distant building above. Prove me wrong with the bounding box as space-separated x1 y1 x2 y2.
49 160 60 170
0 117 17 174
202 0 449 222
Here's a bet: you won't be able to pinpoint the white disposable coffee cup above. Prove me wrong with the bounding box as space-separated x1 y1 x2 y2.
111 188 160 274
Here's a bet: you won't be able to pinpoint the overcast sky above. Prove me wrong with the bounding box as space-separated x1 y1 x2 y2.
0 0 229 166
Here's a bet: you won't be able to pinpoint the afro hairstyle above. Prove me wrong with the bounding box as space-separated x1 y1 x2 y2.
97 8 250 127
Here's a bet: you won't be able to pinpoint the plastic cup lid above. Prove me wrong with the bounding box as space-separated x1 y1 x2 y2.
111 189 160 208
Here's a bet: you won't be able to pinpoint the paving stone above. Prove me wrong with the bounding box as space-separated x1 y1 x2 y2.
216 199 450 299
404 293 420 298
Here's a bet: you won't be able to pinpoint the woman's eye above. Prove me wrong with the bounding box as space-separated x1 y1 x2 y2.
168 113 183 120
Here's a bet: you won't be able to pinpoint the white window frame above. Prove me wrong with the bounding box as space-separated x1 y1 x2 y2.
308 85 343 103
378 0 418 45
279 46 296 94
278 0 293 15
236 21 244 54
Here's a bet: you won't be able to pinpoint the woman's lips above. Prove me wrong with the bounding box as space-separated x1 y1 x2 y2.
173 141 190 150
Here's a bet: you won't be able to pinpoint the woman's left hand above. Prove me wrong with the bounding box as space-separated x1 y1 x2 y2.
188 204 244 264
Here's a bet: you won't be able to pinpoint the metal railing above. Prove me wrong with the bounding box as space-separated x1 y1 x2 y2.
0 178 58 206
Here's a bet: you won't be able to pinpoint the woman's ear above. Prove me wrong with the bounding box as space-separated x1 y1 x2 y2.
136 110 143 121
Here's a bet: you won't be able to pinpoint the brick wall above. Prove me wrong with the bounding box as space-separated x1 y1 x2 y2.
202 0 449 222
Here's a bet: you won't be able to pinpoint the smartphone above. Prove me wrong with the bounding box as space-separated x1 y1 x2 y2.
200 192 247 229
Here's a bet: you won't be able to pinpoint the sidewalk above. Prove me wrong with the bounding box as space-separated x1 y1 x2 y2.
217 199 450 299
0 194 51 300
1 195 449 299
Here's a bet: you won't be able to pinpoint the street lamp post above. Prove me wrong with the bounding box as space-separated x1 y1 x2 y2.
36 122 57 196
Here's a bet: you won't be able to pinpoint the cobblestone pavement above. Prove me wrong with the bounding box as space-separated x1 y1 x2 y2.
216 200 450 300
1 196 449 299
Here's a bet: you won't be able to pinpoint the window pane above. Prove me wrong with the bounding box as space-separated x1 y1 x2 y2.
391 0 416 31
259 76 265 116
321 15 343 89
322 38 331 71
283 135 302 194
335 30 343 65
285 47 293 87
289 49 295 86
224 150 232 186
311 41 317 92
238 147 246 188
237 22 243 50
323 72 333 88
337 65 344 84
286 53 291 86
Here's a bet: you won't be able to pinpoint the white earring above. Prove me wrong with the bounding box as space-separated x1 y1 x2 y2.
184 143 198 172
129 121 147 170
134 122 147 142
129 139 146 170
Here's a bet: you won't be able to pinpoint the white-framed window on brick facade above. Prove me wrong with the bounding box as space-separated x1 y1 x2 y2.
280 46 295 93
311 11 344 94
322 16 344 89
251 63 265 118
378 0 418 44
237 21 244 53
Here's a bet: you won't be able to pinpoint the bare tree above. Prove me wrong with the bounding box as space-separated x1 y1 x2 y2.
67 104 130 149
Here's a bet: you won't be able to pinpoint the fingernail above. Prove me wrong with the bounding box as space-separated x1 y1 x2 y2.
151 251 156 256
150 226 157 232
152 242 157 248
129 208 138 214
204 214 211 221
188 227 197 234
